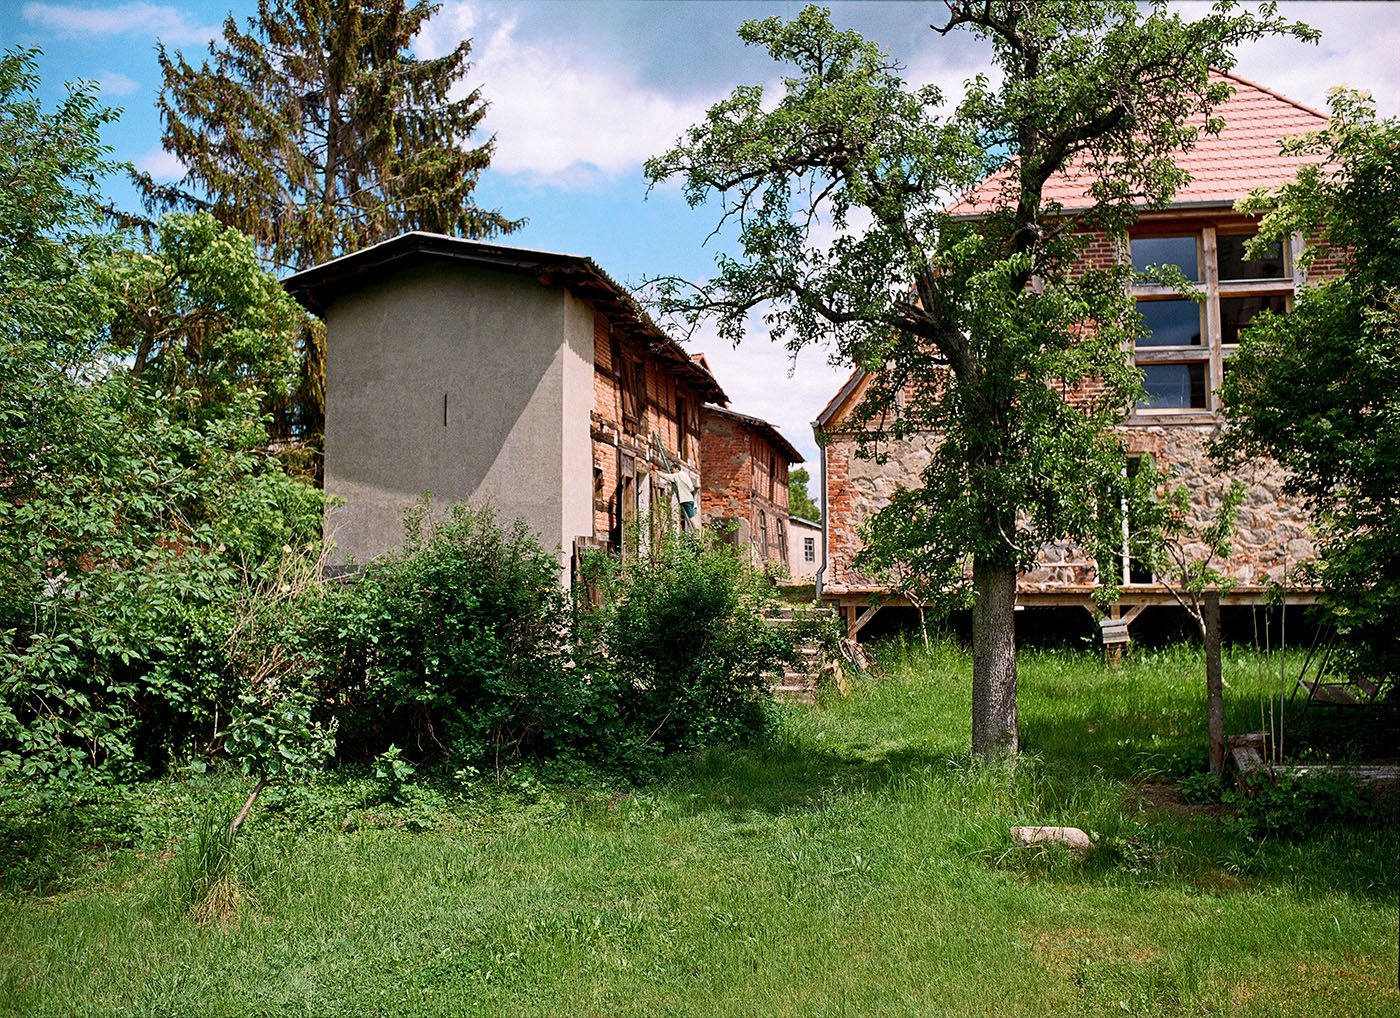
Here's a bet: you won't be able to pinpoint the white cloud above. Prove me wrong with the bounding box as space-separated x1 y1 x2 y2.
96 70 140 96
680 312 849 471
416 3 722 187
21 2 221 48
1230 3 1400 117
135 146 184 180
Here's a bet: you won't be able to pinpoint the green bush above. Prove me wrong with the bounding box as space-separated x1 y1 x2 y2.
582 520 808 754
318 502 575 769
1224 769 1383 839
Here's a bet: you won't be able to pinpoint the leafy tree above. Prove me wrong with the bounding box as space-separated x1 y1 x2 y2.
645 3 1311 755
0 47 118 358
92 212 304 427
1217 89 1400 687
134 0 523 458
1 52 323 781
788 466 820 521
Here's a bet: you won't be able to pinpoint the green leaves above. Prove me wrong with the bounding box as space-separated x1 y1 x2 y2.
0 57 324 783
1218 91 1400 685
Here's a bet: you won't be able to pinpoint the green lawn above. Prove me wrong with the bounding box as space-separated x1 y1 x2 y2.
2 643 1395 1017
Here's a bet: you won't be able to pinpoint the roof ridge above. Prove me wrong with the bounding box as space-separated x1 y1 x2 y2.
1212 66 1331 122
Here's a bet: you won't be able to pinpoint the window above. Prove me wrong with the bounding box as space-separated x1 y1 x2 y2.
631 361 648 425
804 536 815 563
1130 225 1293 415
776 517 787 565
758 510 769 560
677 396 690 460
1123 456 1153 585
1131 234 1199 280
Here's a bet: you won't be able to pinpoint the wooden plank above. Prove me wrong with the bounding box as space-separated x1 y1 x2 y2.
848 604 881 639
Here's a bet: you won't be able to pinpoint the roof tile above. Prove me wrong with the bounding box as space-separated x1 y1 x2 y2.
949 70 1328 215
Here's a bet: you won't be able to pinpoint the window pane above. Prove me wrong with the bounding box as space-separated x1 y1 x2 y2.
1218 233 1286 280
1131 235 1199 280
1138 363 1206 409
1220 294 1288 343
1137 299 1202 346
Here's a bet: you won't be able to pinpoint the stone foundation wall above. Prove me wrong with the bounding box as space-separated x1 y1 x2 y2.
823 423 1314 594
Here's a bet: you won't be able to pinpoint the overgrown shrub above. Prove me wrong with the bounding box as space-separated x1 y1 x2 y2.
580 520 807 754
317 502 574 769
1224 769 1384 839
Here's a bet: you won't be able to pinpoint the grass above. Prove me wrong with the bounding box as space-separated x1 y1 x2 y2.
1 642 1395 1017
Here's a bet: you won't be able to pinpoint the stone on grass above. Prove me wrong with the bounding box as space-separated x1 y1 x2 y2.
1009 825 1092 855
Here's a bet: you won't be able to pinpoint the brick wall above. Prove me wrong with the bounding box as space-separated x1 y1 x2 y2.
700 410 791 568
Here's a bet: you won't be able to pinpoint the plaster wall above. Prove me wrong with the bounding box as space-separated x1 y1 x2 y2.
788 516 822 581
323 261 577 566
560 292 596 556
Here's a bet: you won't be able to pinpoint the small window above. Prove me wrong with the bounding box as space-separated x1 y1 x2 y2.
1218 233 1286 281
1131 235 1199 281
758 510 769 559
1138 363 1206 410
1137 299 1202 347
632 361 648 420
1220 294 1288 344
803 537 815 563
677 397 690 460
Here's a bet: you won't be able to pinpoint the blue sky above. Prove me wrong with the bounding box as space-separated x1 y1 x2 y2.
5 1 1400 470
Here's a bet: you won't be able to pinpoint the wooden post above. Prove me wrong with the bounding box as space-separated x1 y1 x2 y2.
1205 589 1224 776
1106 604 1123 667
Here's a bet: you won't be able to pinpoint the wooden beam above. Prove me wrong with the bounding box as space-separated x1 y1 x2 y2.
847 604 881 640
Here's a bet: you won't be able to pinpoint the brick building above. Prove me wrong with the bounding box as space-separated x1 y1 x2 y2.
283 233 725 577
815 71 1338 639
699 403 802 572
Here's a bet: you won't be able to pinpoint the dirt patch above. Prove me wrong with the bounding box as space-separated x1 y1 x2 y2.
1129 781 1235 818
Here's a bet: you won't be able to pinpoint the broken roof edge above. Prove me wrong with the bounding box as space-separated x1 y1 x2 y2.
281 231 727 404
703 402 804 464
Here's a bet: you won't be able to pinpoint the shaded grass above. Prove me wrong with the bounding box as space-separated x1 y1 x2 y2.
1 644 1395 1017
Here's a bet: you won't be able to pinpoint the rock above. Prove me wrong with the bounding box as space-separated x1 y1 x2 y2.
1008 825 1092 854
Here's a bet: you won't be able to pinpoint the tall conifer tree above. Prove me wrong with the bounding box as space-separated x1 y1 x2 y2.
135 0 522 463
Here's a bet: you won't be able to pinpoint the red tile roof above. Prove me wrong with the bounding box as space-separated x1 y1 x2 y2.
949 69 1328 215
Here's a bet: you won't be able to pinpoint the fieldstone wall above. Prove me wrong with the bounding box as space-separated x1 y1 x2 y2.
823 424 1314 594
1125 424 1313 586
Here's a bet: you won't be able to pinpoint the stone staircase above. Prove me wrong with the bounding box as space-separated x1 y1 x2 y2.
764 602 837 703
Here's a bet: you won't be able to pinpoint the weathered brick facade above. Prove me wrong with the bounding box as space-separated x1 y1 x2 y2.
590 312 713 555
700 405 800 570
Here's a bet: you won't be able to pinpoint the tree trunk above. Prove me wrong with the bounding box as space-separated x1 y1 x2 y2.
971 555 1018 757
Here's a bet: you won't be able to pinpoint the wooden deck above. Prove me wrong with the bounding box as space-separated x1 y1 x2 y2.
821 584 1320 641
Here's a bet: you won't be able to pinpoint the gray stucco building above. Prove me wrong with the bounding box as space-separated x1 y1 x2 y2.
284 232 724 572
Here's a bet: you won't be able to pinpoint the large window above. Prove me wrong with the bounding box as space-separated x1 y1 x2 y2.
1130 225 1293 416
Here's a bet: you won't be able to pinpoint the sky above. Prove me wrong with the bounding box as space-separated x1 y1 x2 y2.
5 1 1400 475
